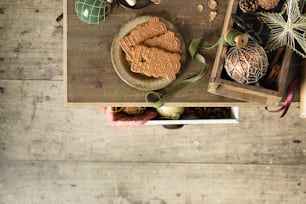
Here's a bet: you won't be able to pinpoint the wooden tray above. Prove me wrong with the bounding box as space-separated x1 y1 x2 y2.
63 0 245 107
208 0 294 106
63 0 301 107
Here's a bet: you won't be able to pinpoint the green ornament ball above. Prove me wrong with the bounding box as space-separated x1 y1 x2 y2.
75 0 111 24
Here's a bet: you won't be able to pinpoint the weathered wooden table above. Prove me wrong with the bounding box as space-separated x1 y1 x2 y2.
1 1 306 203
64 0 301 107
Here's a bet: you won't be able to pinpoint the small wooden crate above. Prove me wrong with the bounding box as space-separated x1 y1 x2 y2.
208 0 293 106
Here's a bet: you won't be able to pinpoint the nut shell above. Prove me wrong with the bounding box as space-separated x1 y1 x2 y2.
209 11 217 22
208 0 218 10
258 0 280 10
197 4 204 13
239 0 258 13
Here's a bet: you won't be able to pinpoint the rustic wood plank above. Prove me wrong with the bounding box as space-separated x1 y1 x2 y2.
0 0 63 80
1 79 306 164
0 160 305 204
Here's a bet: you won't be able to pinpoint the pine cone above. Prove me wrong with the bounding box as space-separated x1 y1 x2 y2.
239 0 258 13
258 0 280 10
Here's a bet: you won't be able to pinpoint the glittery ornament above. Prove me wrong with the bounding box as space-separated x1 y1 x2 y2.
75 0 111 24
224 42 269 84
258 0 280 10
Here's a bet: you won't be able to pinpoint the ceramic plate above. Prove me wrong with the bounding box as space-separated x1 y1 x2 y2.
111 16 186 91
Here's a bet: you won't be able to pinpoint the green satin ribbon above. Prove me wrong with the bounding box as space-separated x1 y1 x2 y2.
145 38 208 108
144 30 244 107
200 29 244 49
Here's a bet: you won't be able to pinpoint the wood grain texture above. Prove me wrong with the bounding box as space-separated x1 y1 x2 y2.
300 59 306 118
1 161 306 204
1 79 306 164
0 0 63 80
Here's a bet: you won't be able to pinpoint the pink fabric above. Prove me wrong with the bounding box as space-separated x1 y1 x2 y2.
100 107 158 130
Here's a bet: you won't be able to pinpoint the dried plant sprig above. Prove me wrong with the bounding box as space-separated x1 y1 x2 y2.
258 0 306 58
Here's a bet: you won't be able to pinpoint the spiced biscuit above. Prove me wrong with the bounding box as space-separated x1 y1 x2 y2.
130 45 181 81
119 37 134 62
144 30 181 53
119 16 167 61
122 16 167 47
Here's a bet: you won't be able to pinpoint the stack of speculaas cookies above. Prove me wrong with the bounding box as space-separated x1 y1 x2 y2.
119 16 182 81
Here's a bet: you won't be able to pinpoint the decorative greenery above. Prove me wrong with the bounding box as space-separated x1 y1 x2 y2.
258 0 306 58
